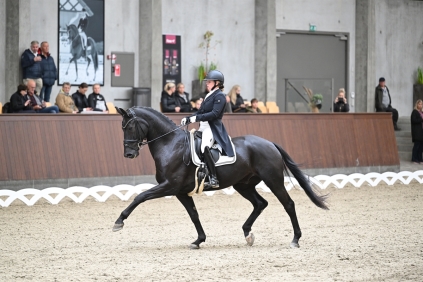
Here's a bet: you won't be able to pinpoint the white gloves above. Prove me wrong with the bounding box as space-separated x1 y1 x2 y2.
181 116 196 125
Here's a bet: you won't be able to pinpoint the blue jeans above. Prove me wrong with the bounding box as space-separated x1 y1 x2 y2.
40 85 53 102
37 105 59 113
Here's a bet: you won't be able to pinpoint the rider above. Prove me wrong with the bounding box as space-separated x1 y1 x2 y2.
181 70 235 188
69 9 89 57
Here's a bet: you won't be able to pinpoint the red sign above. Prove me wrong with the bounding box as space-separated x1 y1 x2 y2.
114 64 121 77
165 35 176 44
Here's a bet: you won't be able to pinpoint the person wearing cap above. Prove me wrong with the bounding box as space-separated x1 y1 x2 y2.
180 70 234 188
375 77 400 131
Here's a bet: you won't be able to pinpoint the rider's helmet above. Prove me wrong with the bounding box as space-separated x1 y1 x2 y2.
204 70 224 90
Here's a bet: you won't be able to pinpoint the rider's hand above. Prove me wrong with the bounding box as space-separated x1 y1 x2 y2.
181 117 188 125
189 116 196 123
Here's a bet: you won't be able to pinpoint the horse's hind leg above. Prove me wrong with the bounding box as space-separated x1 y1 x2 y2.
261 174 302 248
233 178 268 246
176 193 206 249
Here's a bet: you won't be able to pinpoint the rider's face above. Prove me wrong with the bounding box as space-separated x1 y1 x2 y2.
206 80 215 92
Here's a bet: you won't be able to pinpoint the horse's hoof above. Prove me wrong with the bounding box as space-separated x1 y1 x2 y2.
290 242 300 248
112 223 124 232
189 243 200 249
246 232 255 246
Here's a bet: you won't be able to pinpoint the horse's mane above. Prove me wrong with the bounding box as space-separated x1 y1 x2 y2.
132 106 177 128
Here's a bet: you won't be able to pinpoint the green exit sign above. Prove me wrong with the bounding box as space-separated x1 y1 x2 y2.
309 24 316 32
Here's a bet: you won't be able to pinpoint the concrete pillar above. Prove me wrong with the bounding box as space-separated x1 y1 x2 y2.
254 0 277 103
139 0 162 111
4 0 20 102
355 0 376 112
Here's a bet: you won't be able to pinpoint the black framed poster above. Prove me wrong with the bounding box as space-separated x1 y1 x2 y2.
58 0 104 85
162 35 181 87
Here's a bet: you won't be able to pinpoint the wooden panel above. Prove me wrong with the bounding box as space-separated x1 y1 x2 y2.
0 112 399 181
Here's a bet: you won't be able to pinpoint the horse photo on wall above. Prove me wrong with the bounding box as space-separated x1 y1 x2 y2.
58 0 104 85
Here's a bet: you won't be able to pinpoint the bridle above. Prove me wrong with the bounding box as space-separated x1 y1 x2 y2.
122 108 188 152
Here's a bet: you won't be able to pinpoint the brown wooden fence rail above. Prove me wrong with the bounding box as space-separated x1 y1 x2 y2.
0 113 398 181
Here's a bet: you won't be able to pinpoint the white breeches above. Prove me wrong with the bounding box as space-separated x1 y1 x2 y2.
198 121 214 153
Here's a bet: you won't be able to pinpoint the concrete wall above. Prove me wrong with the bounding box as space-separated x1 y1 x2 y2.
374 0 423 117
275 0 356 110
0 0 5 104
161 0 255 100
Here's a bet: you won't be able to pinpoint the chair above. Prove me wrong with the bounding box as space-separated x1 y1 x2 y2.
267 105 280 113
257 101 268 113
45 102 52 107
266 101 277 108
0 102 2 114
106 102 117 114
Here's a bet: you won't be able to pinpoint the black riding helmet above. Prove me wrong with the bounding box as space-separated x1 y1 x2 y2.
204 70 224 90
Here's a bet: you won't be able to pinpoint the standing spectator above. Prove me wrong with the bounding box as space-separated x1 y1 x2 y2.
10 84 35 113
333 88 350 112
88 84 109 113
246 98 262 113
21 40 43 95
228 85 247 113
56 82 78 113
174 83 191 112
375 77 400 130
411 99 423 164
161 82 179 112
72 82 93 113
39 41 57 102
190 98 202 112
26 79 59 113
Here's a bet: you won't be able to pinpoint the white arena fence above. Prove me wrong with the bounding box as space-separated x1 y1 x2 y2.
1 171 423 208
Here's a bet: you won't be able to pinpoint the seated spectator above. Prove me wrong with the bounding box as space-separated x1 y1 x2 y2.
10 84 35 113
174 83 191 112
333 88 350 112
26 79 59 113
375 77 400 130
161 82 179 112
55 82 78 113
246 98 262 113
191 98 202 112
228 85 247 113
88 83 109 113
224 94 232 113
72 82 93 113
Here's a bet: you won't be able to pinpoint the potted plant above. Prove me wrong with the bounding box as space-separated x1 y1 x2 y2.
413 67 423 106
192 31 221 98
303 86 322 113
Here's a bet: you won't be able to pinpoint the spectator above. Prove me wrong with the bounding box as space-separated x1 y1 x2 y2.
411 99 423 164
228 85 247 113
26 79 59 113
161 82 179 112
224 95 232 113
10 84 35 113
55 82 78 113
39 41 57 102
375 77 400 130
191 98 202 112
246 98 262 113
72 82 93 113
21 40 43 94
88 84 109 113
174 83 191 112
333 88 350 112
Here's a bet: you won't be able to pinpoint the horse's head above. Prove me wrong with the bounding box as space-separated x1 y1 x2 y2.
66 24 78 41
116 107 148 159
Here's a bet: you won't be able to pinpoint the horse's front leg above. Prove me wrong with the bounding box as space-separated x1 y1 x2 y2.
113 182 173 232
65 57 74 75
176 193 206 249
74 58 78 81
86 57 91 78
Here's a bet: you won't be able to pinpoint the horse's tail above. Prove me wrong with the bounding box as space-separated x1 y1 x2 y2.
88 37 98 72
273 143 329 210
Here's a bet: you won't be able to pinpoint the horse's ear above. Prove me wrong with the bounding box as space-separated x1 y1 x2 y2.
116 107 127 117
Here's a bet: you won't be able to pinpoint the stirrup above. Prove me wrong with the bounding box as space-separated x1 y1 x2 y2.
205 176 219 189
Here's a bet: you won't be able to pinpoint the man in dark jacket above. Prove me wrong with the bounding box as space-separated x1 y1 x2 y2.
174 83 191 112
10 84 36 113
21 40 43 95
375 77 400 131
26 79 59 113
39 41 57 102
72 82 93 113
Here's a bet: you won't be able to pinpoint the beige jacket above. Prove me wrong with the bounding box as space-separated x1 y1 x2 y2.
56 90 78 113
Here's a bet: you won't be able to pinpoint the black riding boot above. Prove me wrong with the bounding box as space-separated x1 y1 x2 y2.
204 147 219 188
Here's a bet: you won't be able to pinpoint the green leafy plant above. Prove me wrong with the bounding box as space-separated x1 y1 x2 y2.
417 67 423 84
311 94 323 105
198 31 221 80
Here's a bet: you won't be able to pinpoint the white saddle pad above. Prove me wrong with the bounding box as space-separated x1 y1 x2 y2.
189 129 236 167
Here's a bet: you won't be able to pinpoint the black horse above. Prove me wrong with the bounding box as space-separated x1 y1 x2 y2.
113 107 328 249
65 24 99 82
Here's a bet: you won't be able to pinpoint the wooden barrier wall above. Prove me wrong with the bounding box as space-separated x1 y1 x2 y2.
0 112 399 181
